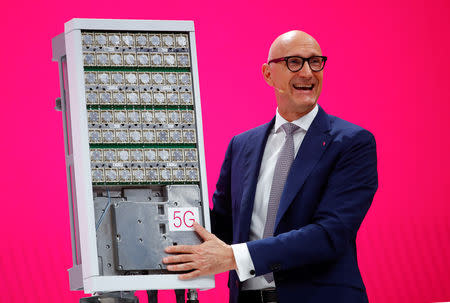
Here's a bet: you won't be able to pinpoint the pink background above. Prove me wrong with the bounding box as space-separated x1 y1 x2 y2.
1 0 449 302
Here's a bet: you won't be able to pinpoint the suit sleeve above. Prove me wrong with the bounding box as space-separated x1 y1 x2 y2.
246 129 378 276
210 136 235 245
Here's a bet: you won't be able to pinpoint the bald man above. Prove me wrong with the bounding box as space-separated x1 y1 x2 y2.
163 31 378 303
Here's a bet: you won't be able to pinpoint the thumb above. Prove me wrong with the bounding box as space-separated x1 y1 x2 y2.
193 222 215 241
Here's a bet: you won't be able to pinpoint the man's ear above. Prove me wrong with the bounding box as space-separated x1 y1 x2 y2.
262 63 274 87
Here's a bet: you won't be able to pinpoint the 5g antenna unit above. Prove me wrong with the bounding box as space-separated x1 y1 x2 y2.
52 18 213 303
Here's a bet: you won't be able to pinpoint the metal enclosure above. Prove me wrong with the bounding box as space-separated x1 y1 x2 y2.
52 18 214 294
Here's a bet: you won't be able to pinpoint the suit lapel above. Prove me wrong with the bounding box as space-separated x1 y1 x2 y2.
274 106 332 230
238 118 275 242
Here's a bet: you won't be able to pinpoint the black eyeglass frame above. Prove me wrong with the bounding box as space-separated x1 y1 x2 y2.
268 55 328 72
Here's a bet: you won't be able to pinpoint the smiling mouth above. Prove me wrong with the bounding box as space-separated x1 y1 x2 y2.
293 84 314 90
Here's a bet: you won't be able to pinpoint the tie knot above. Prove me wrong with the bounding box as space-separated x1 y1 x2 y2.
281 123 299 136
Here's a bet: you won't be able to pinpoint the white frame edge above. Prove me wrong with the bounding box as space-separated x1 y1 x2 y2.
189 31 211 232
65 18 195 33
65 29 100 279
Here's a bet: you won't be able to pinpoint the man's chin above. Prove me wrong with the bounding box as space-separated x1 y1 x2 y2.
292 97 317 110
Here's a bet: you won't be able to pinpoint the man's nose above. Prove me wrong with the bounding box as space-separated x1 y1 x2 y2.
296 62 313 77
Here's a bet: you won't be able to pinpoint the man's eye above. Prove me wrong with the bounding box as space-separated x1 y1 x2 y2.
289 58 302 65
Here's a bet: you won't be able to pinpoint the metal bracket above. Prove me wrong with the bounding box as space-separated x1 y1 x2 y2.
55 97 62 111
187 289 199 303
80 292 139 303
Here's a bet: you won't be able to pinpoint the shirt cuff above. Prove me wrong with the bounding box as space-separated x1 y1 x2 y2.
231 243 256 282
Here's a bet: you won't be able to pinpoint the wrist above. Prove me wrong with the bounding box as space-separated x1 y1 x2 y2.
227 244 237 270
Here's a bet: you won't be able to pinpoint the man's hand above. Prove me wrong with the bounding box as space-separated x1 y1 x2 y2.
163 222 237 280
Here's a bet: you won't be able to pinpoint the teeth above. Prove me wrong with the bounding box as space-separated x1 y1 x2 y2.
293 84 313 89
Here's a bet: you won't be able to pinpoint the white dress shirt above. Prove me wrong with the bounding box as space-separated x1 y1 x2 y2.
231 104 319 290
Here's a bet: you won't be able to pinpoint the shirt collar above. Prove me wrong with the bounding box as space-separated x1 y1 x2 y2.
274 104 319 133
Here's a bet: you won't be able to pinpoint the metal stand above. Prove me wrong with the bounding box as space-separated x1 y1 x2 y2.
147 288 199 303
81 289 199 303
147 290 158 303
186 289 199 303
175 289 186 303
80 292 139 303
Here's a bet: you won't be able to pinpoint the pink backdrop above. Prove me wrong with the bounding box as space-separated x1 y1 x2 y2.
1 0 449 302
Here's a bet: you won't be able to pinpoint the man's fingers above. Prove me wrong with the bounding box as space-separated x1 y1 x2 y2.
193 222 215 241
166 262 196 272
163 254 194 264
165 244 195 254
178 269 202 280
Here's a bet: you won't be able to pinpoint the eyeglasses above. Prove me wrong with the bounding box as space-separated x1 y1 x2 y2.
268 56 327 72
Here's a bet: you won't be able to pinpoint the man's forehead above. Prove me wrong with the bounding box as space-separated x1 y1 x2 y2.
268 31 322 60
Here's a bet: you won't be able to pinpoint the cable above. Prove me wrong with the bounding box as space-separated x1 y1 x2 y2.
96 188 112 231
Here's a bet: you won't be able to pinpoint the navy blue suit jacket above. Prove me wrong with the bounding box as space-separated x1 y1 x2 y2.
210 106 378 303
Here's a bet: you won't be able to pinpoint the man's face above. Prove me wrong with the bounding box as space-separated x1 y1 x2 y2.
263 33 323 119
